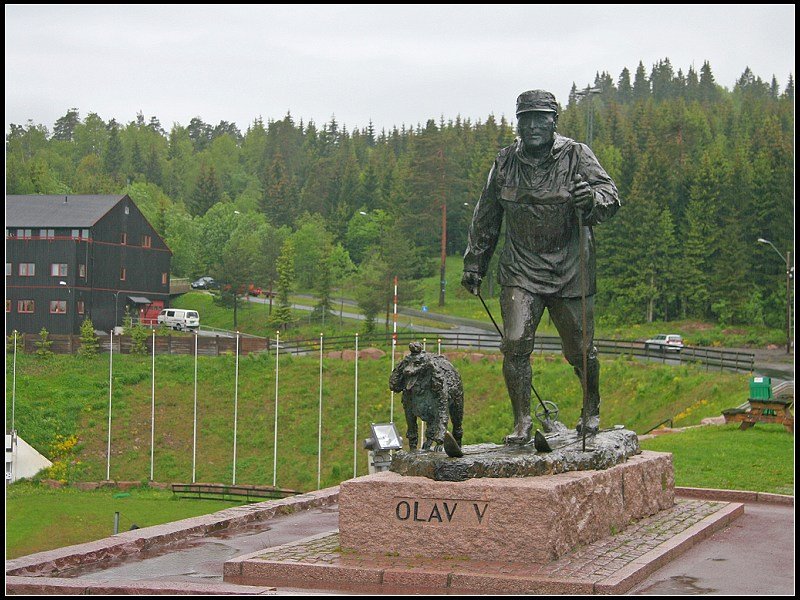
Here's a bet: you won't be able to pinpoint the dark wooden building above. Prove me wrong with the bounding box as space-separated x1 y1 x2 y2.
6 194 172 336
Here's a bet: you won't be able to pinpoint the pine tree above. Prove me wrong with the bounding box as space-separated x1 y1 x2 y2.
187 117 211 151
685 66 699 101
651 208 679 320
650 58 675 101
130 138 145 177
314 253 334 320
632 61 650 101
261 150 298 227
130 324 150 355
103 120 124 180
617 68 632 103
189 162 221 216
699 61 719 102
53 108 80 142
78 318 100 358
35 328 54 358
145 144 163 186
270 238 296 330
6 330 24 354
782 74 794 100
680 198 712 318
603 149 667 322
353 253 389 334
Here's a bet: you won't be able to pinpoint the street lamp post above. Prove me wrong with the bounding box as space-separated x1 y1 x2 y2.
757 238 793 354
114 290 121 333
439 197 447 307
574 86 602 146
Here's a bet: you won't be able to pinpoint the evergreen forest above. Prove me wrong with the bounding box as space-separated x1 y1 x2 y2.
6 59 794 329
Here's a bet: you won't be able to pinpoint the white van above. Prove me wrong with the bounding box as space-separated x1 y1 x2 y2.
157 309 200 331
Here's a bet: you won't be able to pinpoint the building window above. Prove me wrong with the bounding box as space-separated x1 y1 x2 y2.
120 267 127 281
162 272 168 285
142 235 152 248
77 301 85 314
17 229 32 239
51 263 68 277
82 229 89 239
6 263 11 277
39 228 55 239
124 205 130 215
50 300 67 314
18 300 35 313
6 299 10 313
19 263 35 277
72 229 80 239
79 264 86 278
120 232 127 245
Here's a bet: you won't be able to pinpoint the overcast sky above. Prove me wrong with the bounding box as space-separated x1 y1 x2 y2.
5 4 795 135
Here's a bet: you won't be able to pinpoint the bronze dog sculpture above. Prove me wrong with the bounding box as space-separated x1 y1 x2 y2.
389 342 464 454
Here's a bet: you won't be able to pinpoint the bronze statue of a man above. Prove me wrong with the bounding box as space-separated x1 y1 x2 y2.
462 89 620 443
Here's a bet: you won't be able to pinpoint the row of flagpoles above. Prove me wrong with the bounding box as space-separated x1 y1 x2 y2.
7 280 448 489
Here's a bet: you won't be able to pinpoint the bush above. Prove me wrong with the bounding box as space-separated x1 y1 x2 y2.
130 324 151 355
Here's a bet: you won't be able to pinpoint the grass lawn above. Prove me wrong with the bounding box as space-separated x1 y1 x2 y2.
5 481 246 559
640 423 794 495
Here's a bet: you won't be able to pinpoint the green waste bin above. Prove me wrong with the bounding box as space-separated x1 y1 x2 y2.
749 376 772 401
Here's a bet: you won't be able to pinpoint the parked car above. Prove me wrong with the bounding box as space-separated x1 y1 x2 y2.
157 309 200 331
644 334 684 352
248 284 262 297
190 276 218 290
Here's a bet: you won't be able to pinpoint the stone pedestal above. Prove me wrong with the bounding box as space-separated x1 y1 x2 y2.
339 451 674 564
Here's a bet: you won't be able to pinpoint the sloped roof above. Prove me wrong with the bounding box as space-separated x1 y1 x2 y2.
6 195 126 227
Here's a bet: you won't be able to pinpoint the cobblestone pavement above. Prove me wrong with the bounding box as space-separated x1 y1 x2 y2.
244 499 727 592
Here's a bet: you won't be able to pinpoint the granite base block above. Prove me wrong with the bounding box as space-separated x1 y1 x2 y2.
339 451 674 564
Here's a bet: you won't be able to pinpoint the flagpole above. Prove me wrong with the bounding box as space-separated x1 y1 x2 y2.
353 333 359 478
232 332 239 484
317 333 323 490
106 331 113 480
390 276 398 421
273 331 280 488
192 331 198 483
150 328 155 481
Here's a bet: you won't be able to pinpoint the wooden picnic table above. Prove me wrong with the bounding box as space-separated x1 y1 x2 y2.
722 397 794 433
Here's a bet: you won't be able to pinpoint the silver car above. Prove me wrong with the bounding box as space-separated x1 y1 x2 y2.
644 334 684 352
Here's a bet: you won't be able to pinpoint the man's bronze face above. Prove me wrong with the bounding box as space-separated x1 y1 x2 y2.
518 111 556 154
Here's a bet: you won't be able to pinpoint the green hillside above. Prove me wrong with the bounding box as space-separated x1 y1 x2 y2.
8 351 752 492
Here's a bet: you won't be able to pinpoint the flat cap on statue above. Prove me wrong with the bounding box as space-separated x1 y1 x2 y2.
516 90 559 115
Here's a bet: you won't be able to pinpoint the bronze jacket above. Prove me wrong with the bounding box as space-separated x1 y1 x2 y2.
463 135 619 297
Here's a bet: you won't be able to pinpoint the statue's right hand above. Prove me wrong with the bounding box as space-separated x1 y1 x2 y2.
461 271 482 296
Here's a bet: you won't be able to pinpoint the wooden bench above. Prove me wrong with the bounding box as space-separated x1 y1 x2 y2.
171 482 301 502
722 398 794 433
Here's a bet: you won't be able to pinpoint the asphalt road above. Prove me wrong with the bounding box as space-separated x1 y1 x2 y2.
631 500 795 595
193 294 794 382
246 295 488 336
